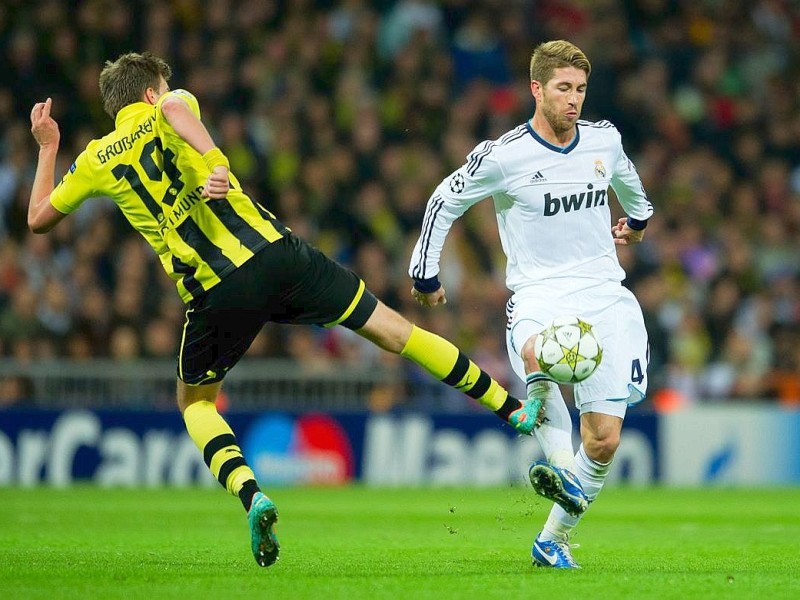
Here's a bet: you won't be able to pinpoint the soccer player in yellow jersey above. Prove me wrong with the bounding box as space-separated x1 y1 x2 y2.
28 52 542 568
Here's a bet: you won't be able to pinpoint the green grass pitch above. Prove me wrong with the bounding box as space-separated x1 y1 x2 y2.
0 486 798 599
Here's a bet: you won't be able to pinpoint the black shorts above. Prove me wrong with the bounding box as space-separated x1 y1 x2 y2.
178 233 378 385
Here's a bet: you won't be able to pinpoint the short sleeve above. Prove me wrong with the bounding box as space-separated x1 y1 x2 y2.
49 150 96 214
156 89 201 121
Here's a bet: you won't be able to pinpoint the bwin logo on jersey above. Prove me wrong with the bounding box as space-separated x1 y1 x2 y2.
449 173 465 193
543 184 607 216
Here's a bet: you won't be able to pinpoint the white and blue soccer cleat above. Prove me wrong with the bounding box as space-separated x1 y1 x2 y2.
531 533 580 569
528 460 589 517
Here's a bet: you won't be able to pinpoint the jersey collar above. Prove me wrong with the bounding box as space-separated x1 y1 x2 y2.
115 102 153 127
525 120 580 154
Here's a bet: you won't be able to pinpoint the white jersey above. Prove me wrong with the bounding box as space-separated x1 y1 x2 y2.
408 120 653 295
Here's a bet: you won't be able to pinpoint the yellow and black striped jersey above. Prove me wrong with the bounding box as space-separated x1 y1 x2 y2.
49 89 287 302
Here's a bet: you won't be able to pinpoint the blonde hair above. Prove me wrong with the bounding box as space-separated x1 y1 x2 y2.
99 52 172 119
529 40 591 84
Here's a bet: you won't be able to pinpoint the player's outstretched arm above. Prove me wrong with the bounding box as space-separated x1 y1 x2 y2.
408 141 502 306
28 98 68 233
159 96 230 199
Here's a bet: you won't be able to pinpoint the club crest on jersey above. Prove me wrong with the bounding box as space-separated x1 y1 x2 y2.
449 172 465 193
594 160 606 179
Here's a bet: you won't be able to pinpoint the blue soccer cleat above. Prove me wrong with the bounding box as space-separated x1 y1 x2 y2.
528 461 588 516
531 532 580 568
508 398 543 435
248 492 280 567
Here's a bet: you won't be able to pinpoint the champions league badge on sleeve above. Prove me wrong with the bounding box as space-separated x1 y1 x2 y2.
449 172 465 193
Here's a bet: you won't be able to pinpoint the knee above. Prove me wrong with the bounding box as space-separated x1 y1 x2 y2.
582 429 620 464
520 335 539 373
357 302 412 354
177 391 197 414
177 395 196 414
176 380 220 414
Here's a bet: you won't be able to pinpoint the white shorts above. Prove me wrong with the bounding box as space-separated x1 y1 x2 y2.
505 281 648 418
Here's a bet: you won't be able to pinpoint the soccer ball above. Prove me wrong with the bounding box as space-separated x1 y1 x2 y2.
533 316 603 384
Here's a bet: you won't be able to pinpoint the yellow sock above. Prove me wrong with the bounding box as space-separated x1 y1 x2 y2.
183 400 255 496
400 325 508 410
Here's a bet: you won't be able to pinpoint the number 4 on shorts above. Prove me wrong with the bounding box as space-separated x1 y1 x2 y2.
630 358 644 384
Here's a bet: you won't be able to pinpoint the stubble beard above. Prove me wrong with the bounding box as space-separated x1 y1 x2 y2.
542 102 577 136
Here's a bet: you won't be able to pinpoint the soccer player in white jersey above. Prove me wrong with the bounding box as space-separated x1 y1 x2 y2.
408 40 653 569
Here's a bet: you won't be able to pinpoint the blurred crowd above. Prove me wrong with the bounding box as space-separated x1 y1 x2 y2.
1 0 800 409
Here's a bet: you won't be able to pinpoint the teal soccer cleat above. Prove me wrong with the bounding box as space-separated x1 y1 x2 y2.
508 398 543 435
248 492 280 567
528 461 588 516
531 533 580 568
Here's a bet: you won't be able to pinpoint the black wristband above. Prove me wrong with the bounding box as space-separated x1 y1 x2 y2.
626 217 648 231
413 276 442 293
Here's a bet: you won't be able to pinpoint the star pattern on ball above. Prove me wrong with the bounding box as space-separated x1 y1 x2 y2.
576 318 594 336
534 316 603 384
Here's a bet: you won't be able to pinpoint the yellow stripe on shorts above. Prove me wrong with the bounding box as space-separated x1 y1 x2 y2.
324 279 366 328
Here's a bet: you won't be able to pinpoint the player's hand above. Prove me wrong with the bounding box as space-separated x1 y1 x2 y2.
30 98 60 149
411 286 447 307
202 166 230 199
612 217 645 246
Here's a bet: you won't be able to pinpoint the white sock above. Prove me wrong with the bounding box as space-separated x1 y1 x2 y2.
541 444 612 542
526 373 574 470
573 443 612 503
